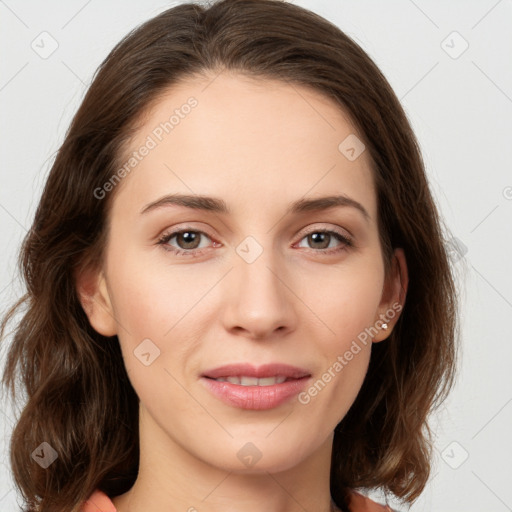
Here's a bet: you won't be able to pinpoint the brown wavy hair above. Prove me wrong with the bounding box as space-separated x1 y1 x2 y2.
0 0 459 510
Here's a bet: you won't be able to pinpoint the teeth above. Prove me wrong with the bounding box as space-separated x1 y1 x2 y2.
214 376 288 386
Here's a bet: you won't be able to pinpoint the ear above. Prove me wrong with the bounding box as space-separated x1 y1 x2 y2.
372 247 408 342
75 264 118 337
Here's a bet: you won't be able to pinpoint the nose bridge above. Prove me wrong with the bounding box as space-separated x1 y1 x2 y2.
222 234 297 337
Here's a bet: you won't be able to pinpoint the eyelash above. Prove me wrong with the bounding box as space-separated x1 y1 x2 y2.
157 227 353 257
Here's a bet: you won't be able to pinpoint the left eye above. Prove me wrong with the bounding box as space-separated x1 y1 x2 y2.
157 228 352 256
295 230 352 252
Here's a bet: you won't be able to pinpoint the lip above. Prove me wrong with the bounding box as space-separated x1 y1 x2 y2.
200 363 311 410
201 363 311 380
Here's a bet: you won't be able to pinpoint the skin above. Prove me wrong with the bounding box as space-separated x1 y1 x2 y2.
77 71 408 512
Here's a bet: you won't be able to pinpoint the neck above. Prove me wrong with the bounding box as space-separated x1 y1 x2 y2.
112 404 338 512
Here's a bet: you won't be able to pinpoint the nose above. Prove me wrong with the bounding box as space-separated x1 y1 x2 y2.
220 247 298 340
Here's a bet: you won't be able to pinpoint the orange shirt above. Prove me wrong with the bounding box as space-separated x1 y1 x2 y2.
81 488 394 511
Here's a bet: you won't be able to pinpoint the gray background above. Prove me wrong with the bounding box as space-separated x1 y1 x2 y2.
1 1 511 510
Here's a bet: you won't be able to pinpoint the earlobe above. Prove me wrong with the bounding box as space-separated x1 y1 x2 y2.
75 265 118 337
373 247 408 343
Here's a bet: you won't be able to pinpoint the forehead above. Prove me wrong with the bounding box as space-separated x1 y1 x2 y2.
111 71 376 222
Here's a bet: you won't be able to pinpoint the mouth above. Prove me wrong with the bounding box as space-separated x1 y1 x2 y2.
206 375 291 386
201 362 311 380
200 363 312 410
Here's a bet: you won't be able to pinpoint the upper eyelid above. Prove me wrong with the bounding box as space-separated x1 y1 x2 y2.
295 223 352 239
160 222 350 237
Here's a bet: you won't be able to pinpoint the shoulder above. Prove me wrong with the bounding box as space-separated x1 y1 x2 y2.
347 490 397 512
81 489 117 512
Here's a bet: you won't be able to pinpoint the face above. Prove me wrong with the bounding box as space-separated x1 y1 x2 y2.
79 71 406 475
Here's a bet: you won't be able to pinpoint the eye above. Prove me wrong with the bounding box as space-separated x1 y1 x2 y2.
157 226 353 257
157 228 217 257
295 229 352 255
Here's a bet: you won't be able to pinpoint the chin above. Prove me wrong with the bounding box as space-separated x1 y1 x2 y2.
198 435 319 475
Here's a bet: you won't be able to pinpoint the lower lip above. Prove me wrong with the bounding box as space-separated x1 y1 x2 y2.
200 377 310 410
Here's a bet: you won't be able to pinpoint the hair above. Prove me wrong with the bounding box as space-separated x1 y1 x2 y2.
0 1 459 511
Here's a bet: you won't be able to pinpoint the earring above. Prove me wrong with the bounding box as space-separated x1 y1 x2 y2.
381 323 388 330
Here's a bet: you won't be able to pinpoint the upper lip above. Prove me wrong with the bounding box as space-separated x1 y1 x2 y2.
201 363 311 379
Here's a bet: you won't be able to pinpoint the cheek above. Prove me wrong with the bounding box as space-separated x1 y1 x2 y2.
299 259 384 344
107 250 202 339
104 250 212 389
296 262 383 415
105 264 192 415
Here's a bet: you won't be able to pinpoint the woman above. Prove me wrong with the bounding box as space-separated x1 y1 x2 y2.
0 0 458 511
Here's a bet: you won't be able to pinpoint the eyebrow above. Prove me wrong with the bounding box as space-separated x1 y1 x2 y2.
140 193 370 222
